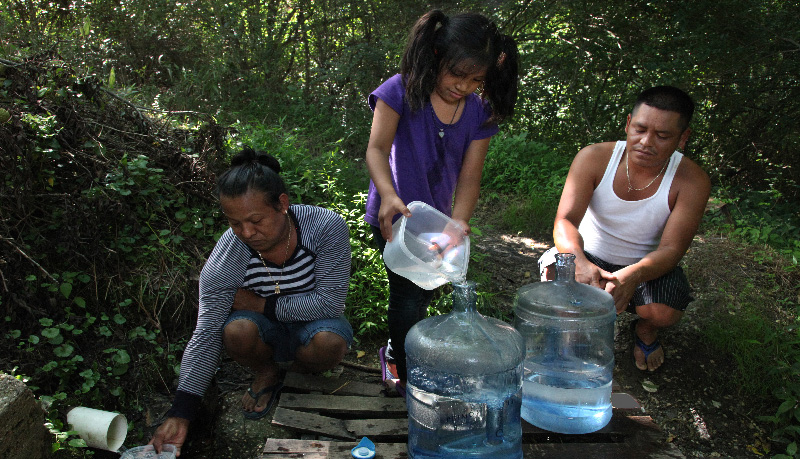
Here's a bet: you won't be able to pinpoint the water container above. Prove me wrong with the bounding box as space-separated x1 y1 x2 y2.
405 281 525 459
383 201 470 290
513 252 615 434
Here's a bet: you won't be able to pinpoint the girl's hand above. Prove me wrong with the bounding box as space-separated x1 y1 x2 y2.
378 196 410 241
426 220 469 264
451 218 471 236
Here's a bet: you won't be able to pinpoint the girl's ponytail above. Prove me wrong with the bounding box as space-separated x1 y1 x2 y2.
401 10 448 111
484 33 519 123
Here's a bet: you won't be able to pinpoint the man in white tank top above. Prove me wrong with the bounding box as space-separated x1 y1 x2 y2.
546 86 710 372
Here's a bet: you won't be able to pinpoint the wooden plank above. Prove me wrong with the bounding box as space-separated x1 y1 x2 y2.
274 393 653 442
272 406 409 441
261 439 683 459
274 407 656 444
522 412 662 440
271 407 356 441
260 439 408 459
268 387 683 458
260 438 329 458
611 392 643 411
344 418 408 440
283 372 384 397
278 393 407 417
279 391 635 414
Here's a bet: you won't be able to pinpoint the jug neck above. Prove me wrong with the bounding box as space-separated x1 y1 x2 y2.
554 252 577 284
451 280 477 314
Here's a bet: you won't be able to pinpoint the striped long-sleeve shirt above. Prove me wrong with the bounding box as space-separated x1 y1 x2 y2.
168 204 351 420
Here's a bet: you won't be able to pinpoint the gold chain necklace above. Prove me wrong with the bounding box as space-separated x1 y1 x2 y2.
625 151 669 192
257 214 292 294
436 98 461 138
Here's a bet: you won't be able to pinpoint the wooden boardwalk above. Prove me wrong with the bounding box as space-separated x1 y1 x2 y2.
262 371 685 458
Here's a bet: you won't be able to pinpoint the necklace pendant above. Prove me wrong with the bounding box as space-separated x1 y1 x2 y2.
274 284 280 294
439 130 445 138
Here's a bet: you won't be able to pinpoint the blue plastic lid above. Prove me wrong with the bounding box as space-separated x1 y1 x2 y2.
351 437 375 459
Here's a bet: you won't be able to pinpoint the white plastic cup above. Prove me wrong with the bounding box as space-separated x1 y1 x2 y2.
66 407 128 451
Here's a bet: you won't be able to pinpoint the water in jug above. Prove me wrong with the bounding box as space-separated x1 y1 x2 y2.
405 281 525 459
383 201 469 290
513 252 615 434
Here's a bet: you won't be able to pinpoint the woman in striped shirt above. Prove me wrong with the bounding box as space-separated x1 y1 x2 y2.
151 147 353 454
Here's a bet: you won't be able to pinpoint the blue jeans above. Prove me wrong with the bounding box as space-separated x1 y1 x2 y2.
372 225 436 381
224 310 353 362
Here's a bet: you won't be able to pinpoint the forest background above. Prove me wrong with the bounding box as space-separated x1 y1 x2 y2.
1 0 798 457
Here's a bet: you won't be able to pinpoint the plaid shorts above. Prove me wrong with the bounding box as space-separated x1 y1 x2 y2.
538 247 694 312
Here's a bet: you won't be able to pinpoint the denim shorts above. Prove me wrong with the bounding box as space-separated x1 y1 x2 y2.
224 310 354 362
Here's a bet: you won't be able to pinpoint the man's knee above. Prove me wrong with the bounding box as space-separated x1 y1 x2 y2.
636 303 683 328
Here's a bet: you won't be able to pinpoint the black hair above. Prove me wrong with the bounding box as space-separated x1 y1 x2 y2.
400 10 519 123
216 147 287 210
633 86 695 132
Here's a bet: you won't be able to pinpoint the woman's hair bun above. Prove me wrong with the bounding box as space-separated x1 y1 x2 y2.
231 146 282 174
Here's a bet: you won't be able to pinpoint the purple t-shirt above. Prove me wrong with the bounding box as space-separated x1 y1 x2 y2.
365 74 499 227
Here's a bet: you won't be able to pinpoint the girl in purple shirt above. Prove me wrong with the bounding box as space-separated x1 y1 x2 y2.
365 9 520 394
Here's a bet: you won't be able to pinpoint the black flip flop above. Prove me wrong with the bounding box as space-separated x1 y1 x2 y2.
243 381 284 420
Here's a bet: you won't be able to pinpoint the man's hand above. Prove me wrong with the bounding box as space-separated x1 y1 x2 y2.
601 269 638 314
233 288 266 313
573 257 606 290
149 417 188 457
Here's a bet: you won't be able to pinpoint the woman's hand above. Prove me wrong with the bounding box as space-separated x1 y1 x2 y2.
232 289 266 313
150 417 188 457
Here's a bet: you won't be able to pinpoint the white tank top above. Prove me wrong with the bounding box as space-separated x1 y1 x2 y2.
578 140 683 266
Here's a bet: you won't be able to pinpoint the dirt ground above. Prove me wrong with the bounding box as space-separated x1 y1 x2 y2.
161 204 774 459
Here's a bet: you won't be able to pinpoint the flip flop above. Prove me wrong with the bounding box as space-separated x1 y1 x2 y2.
630 319 663 372
243 380 284 420
379 346 406 398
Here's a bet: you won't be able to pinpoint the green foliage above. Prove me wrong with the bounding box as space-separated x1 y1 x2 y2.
705 187 800 268
761 326 800 459
481 133 571 237
510 0 800 200
700 202 800 457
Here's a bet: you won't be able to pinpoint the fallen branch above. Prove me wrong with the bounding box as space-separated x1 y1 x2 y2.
1 236 57 282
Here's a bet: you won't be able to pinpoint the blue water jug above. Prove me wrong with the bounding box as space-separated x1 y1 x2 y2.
513 252 615 434
405 281 525 459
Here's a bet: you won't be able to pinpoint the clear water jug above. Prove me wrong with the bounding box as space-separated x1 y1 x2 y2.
513 252 615 434
405 281 525 459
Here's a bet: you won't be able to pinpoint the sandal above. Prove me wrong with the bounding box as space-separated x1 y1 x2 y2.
379 346 406 398
243 380 284 420
630 319 663 372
